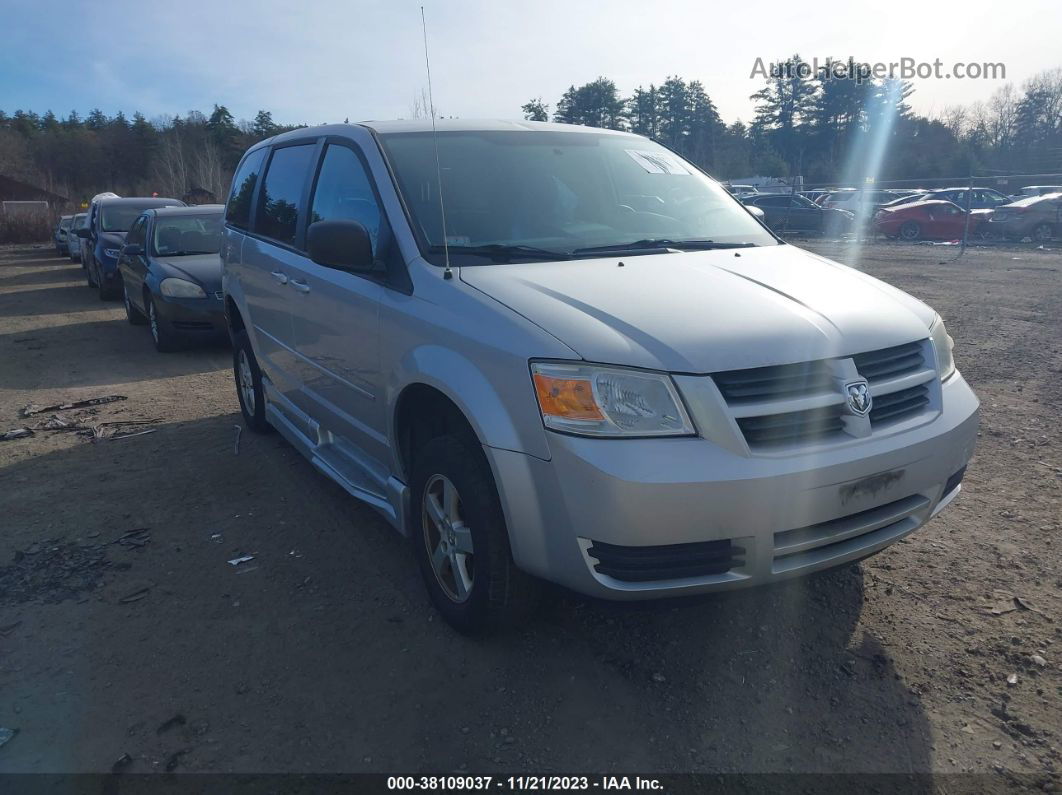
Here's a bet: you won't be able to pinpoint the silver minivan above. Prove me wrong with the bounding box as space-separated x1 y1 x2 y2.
222 120 979 633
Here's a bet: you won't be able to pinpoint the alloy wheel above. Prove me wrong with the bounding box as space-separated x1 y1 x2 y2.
422 474 475 603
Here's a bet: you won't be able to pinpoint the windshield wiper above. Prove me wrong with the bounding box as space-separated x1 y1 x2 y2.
572 239 758 255
161 250 218 257
433 244 571 262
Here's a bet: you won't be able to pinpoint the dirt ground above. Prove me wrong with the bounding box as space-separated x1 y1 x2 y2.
0 240 1059 787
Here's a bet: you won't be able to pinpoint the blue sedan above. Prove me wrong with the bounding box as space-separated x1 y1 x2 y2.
117 205 228 352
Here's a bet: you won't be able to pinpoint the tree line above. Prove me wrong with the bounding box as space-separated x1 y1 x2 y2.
2 58 1060 207
0 105 301 205
523 58 1062 184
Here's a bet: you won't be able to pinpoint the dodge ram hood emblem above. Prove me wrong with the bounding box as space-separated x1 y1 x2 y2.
845 379 872 416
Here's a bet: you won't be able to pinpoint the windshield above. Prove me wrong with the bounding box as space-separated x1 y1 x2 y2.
152 214 223 256
379 130 776 264
101 202 179 232
59 217 72 230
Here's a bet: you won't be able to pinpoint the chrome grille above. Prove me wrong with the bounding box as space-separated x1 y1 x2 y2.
852 341 924 382
870 383 930 425
714 360 834 403
737 405 845 447
712 339 936 451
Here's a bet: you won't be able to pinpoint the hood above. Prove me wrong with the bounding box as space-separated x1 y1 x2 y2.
155 253 223 290
460 244 935 373
101 232 127 247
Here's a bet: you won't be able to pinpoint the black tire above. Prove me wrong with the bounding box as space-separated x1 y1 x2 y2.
146 296 181 352
123 284 146 325
899 221 921 241
1031 223 1053 243
410 433 538 634
231 328 272 433
98 269 119 300
85 255 98 288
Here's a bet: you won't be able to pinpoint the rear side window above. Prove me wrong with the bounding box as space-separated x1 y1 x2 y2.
226 148 267 230
256 145 315 245
309 144 383 253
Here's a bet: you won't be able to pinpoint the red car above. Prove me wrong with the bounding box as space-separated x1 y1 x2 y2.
873 200 990 241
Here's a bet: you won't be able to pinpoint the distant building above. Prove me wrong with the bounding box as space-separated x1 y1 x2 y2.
182 186 217 205
0 174 68 210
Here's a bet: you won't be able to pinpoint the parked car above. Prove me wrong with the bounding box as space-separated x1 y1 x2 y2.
117 205 226 351
725 184 759 198
873 200 988 240
66 213 87 261
820 189 905 216
78 196 184 299
912 187 1011 210
743 193 854 235
1009 185 1062 202
53 215 73 256
223 120 978 633
988 193 1062 242
801 189 832 205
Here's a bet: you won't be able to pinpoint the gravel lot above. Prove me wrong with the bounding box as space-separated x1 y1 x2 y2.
0 240 1059 788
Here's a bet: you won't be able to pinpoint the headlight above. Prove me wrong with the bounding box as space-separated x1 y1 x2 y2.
159 278 206 299
530 362 695 437
103 248 120 259
930 315 956 380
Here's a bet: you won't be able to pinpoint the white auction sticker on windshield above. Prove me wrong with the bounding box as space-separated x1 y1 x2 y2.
624 149 691 175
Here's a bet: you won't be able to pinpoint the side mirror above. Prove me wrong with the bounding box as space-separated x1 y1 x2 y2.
123 244 144 257
76 228 91 239
307 219 373 272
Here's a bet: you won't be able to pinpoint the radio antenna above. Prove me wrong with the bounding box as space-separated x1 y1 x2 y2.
420 6 452 280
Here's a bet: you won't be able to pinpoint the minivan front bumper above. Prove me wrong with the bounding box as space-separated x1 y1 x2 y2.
487 372 979 599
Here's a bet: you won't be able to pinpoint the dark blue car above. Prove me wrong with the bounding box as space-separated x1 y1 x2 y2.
80 196 184 299
117 205 227 351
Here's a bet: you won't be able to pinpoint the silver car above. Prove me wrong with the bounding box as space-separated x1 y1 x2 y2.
222 120 979 633
67 212 87 261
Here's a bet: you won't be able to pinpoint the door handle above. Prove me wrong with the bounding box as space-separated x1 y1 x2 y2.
291 279 311 293
270 270 288 284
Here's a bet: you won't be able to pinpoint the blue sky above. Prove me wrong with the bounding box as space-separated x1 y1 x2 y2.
2 0 1059 127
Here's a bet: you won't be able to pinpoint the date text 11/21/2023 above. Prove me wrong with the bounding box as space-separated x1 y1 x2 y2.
386 776 664 791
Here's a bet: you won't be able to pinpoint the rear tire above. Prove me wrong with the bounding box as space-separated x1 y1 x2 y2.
899 221 921 241
231 328 272 433
411 433 538 635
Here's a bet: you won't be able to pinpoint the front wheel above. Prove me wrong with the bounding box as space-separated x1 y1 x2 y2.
123 284 146 325
411 434 538 634
98 268 119 300
146 296 181 352
899 221 921 241
231 328 272 433
1031 223 1054 243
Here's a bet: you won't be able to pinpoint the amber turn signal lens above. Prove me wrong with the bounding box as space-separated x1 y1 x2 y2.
533 373 604 420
